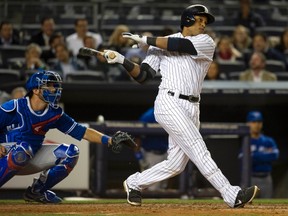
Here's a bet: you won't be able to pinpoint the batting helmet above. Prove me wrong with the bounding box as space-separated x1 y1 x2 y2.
181 4 215 29
26 70 63 108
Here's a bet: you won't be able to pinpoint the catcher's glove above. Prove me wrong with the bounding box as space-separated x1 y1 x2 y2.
110 131 137 153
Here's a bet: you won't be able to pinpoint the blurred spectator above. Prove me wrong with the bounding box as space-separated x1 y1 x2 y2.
134 107 168 191
66 18 103 56
239 51 277 82
215 36 243 62
242 111 279 198
0 20 20 46
11 43 47 80
29 17 56 47
232 0 265 36
0 90 10 104
41 32 65 65
231 25 252 53
11 87 27 99
246 32 287 70
77 35 98 70
205 61 226 80
125 32 152 64
274 28 288 60
161 26 175 36
205 27 219 44
51 43 86 80
108 25 133 55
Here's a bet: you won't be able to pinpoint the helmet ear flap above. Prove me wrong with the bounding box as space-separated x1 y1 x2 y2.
185 15 195 27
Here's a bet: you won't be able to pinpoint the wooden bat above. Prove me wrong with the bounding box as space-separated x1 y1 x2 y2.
79 47 116 59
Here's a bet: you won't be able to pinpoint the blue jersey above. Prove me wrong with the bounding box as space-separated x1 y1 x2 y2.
251 134 279 173
0 97 86 154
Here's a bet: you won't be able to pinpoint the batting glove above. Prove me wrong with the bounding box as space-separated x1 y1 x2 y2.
103 50 125 64
122 32 148 45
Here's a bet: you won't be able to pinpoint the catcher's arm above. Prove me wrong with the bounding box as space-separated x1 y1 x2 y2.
83 127 112 145
83 128 137 153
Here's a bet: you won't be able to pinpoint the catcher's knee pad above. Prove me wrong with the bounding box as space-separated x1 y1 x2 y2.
0 142 33 187
54 143 79 172
35 144 79 191
8 142 33 170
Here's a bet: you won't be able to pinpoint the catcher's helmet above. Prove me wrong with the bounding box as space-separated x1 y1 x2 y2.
181 4 215 29
26 70 63 108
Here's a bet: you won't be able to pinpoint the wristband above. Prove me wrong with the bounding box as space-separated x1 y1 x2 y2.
123 59 135 72
147 37 157 46
101 135 110 145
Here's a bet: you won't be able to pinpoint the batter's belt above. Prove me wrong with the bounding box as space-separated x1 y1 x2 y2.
167 90 200 103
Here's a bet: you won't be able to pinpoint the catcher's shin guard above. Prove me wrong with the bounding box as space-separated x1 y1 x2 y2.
31 143 79 193
0 142 33 187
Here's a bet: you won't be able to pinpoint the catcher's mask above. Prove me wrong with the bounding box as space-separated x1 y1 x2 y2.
26 70 63 108
180 4 215 29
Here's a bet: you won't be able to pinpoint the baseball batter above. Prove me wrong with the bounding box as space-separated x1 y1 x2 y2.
0 70 136 203
103 4 259 208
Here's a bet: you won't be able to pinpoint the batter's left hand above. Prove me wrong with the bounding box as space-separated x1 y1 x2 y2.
122 32 147 45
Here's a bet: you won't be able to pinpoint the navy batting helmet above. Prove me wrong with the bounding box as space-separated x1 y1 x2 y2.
181 4 215 29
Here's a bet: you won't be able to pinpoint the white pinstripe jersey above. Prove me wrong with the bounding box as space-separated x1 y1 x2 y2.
143 32 215 96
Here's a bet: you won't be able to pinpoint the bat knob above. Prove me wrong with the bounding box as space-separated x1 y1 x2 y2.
109 52 116 59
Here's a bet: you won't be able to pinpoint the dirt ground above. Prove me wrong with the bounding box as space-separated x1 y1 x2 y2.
1 202 288 216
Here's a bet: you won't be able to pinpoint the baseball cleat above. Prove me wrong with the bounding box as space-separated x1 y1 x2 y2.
234 185 260 208
23 186 62 204
123 180 142 206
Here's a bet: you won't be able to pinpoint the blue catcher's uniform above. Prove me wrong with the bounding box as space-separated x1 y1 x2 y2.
0 97 86 192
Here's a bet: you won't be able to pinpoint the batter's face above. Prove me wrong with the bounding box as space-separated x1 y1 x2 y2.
183 15 208 36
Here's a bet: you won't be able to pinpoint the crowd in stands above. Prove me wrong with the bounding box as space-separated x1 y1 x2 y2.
0 0 288 85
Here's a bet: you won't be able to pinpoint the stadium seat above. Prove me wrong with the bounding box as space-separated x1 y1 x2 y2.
218 61 246 77
0 69 21 85
227 71 242 80
274 72 288 81
0 46 26 68
66 71 106 82
265 60 286 72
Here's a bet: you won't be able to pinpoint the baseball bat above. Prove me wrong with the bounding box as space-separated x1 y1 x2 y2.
78 47 116 59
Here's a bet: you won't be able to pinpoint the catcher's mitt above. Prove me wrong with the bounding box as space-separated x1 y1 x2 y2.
110 131 137 153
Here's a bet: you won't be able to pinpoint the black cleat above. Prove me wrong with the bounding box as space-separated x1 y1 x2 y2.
123 180 142 206
234 185 259 208
23 186 62 204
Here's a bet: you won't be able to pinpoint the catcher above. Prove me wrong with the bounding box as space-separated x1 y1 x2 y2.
0 70 137 203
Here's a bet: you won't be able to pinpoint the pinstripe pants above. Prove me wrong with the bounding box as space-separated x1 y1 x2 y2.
126 89 241 207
